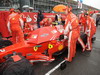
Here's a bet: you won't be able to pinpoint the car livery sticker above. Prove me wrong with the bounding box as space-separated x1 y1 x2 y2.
51 30 57 34
32 35 37 38
0 49 6 52
40 33 49 37
33 46 38 51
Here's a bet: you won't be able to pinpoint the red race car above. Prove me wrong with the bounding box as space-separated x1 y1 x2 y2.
0 26 67 63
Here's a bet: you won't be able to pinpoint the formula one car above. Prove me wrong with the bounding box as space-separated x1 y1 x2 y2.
0 24 95 63
0 25 96 75
0 26 67 64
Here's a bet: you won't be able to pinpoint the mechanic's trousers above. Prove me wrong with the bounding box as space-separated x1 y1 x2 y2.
67 30 79 62
11 27 24 44
78 36 86 52
82 23 86 32
87 31 95 50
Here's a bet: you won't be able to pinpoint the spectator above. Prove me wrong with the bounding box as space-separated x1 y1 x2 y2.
37 10 44 28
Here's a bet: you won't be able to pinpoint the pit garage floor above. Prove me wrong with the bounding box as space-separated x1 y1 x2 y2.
33 26 100 75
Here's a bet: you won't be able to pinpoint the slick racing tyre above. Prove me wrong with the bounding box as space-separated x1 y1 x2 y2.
80 33 87 44
0 55 34 75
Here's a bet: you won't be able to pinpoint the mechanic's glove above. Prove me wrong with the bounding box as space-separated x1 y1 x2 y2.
59 29 64 33
64 35 68 40
85 30 90 36
86 30 90 33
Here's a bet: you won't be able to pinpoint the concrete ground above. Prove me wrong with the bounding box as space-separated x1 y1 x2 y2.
33 25 100 75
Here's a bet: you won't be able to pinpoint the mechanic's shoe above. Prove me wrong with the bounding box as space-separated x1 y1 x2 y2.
86 48 92 52
82 48 85 52
82 46 86 52
65 58 72 62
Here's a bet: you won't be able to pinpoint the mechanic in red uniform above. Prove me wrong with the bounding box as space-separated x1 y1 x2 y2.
84 13 96 51
40 18 53 27
63 6 80 62
63 6 86 62
7 8 24 44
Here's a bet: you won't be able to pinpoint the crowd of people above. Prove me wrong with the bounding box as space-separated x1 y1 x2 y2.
6 5 97 62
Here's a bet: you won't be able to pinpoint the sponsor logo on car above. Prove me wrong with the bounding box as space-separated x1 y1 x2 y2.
0 49 6 52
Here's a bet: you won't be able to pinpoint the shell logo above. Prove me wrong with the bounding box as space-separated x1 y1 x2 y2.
12 18 15 20
58 44 64 51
